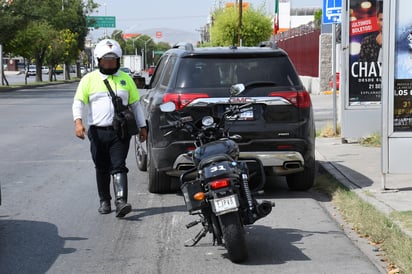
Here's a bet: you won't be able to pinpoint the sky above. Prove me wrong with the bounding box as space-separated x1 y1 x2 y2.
88 0 322 45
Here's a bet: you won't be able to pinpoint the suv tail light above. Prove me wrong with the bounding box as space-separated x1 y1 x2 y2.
163 93 210 110
268 91 311 108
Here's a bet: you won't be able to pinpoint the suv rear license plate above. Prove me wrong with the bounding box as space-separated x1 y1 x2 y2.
212 195 239 214
226 107 253 120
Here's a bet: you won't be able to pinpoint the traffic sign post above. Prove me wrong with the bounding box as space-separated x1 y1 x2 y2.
86 16 116 28
323 0 342 135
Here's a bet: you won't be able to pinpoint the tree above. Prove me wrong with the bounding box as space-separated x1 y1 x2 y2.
45 29 79 81
10 21 55 82
108 31 170 70
0 0 98 82
210 5 272 47
314 9 322 29
153 42 171 65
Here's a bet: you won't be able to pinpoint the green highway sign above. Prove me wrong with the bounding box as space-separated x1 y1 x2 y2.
87 16 116 28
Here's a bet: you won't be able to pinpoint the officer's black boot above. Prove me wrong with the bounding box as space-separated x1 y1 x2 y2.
96 171 112 214
112 173 131 217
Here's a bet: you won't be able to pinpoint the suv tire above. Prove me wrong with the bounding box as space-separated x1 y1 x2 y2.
286 158 316 191
147 139 171 193
134 136 147 171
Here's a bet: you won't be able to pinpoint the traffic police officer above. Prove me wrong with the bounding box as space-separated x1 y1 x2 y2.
72 39 147 218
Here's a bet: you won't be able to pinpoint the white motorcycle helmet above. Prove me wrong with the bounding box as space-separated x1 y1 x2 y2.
94 39 122 75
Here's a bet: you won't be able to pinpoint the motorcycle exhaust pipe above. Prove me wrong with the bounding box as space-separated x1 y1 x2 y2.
283 161 302 170
256 200 274 218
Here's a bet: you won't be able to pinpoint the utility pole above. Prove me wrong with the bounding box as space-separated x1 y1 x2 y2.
238 0 243 46
0 44 3 85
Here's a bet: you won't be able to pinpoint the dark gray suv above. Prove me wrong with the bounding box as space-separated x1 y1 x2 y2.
136 42 316 193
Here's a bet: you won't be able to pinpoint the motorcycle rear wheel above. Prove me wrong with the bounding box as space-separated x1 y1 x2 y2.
219 212 248 263
210 213 223 245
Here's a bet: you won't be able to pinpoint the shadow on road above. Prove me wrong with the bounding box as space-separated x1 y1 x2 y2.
0 219 86 273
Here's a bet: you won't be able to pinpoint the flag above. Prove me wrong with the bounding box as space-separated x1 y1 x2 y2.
274 0 279 35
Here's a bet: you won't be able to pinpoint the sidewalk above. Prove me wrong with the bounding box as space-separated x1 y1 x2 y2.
4 70 24 76
316 135 412 237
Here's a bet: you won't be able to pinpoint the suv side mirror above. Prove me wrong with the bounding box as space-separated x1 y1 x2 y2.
160 102 176 112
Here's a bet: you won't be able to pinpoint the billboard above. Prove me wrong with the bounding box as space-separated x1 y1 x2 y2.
381 0 412 175
348 0 383 106
392 1 412 131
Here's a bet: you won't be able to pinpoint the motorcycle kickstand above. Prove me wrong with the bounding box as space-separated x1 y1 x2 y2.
184 227 208 247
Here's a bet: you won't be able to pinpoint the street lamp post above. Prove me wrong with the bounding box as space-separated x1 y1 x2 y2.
104 3 107 38
131 36 152 71
131 37 139 56
143 40 148 70
143 38 152 70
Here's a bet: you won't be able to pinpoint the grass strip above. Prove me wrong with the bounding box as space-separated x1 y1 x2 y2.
315 173 412 273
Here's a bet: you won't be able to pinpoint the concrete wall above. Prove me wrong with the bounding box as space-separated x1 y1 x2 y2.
319 33 333 93
301 76 320 95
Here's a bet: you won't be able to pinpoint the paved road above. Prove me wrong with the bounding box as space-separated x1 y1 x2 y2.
311 93 336 132
0 84 384 273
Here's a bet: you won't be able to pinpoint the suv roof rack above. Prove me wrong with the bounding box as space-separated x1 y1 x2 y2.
172 42 194 51
258 41 278 49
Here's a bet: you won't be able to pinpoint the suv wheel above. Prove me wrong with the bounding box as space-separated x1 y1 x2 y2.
134 136 147 171
286 159 316 191
147 139 171 193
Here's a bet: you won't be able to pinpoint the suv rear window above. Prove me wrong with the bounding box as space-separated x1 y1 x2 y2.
175 56 301 88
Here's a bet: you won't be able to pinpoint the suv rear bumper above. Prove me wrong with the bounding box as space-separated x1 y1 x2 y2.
240 151 304 175
166 150 305 177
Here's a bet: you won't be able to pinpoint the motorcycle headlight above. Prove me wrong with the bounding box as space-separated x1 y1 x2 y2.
202 116 214 127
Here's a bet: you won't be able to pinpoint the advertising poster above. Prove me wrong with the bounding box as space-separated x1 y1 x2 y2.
393 0 412 131
349 0 383 105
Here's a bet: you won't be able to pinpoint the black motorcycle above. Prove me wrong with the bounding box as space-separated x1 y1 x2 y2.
159 84 274 263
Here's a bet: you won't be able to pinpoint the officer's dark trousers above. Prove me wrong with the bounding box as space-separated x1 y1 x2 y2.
87 126 131 202
88 126 131 175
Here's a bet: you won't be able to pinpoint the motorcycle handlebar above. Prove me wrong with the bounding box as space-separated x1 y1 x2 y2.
159 123 176 130
159 116 194 130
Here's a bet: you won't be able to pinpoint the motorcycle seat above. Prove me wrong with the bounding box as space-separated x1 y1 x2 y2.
198 153 235 170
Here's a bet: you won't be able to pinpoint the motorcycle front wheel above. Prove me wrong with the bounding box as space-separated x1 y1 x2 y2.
219 211 248 263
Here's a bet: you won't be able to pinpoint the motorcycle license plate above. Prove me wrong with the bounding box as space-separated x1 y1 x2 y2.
212 195 239 214
226 107 253 120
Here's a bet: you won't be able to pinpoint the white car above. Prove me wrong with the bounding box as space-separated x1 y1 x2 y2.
80 66 87 75
27 65 36 76
42 66 50 74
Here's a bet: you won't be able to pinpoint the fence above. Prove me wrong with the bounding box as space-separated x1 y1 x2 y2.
274 24 321 78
